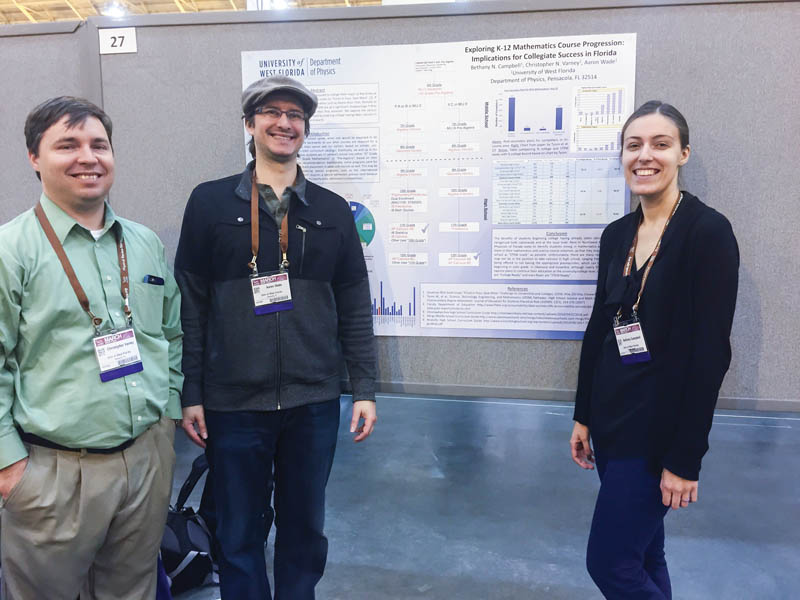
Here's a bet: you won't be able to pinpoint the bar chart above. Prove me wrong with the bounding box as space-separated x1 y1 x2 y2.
575 87 625 126
574 126 621 152
499 93 566 135
570 86 627 152
372 281 417 327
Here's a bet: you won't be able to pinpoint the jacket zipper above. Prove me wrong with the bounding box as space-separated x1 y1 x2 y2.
276 228 283 410
296 223 307 275
276 311 282 410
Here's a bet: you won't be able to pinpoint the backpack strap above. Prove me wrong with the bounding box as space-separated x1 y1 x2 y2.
175 453 209 511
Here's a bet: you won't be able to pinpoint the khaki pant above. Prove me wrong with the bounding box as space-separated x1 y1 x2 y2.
0 415 175 600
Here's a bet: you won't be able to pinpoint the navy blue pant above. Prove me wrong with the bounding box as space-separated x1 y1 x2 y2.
205 399 340 600
156 555 173 600
586 453 672 599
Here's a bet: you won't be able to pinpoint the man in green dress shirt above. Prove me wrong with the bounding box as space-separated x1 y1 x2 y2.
0 97 183 599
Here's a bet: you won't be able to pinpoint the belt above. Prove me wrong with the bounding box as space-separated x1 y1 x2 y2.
17 430 136 454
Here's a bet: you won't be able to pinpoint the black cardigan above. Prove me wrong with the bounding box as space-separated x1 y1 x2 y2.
573 192 739 480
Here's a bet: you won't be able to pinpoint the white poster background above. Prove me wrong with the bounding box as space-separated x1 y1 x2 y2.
242 33 636 339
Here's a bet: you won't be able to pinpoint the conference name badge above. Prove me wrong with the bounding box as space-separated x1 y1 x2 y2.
613 320 651 364
93 328 144 382
251 271 294 315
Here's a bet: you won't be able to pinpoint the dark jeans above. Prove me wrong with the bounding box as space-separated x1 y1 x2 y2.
586 453 672 599
205 399 340 600
156 555 173 600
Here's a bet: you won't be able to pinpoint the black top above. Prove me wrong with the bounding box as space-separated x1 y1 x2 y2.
573 192 739 480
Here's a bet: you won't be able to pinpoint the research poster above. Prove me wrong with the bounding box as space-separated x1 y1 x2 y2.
242 33 636 339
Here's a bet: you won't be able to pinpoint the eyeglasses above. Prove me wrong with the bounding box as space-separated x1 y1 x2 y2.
254 107 306 122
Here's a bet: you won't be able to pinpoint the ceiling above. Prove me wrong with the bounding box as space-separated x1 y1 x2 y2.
0 0 381 25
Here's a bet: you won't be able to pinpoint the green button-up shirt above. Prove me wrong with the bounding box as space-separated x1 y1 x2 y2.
0 194 183 469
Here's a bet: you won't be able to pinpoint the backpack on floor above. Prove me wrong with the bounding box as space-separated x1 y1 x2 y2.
160 453 218 595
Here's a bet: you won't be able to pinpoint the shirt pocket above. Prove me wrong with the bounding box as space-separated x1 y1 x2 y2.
132 280 165 336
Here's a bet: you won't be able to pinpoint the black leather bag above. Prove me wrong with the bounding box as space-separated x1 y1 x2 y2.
160 453 217 595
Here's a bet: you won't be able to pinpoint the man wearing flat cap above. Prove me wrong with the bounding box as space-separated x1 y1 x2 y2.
175 75 377 599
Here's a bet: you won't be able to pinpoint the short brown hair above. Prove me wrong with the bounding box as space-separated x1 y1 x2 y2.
25 96 113 157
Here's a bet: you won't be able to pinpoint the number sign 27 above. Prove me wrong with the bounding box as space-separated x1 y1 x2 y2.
99 27 138 55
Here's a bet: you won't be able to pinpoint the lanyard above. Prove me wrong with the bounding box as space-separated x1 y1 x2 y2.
34 202 131 333
248 174 289 274
618 192 683 318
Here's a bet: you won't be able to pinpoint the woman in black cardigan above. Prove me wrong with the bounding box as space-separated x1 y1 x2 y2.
570 101 739 599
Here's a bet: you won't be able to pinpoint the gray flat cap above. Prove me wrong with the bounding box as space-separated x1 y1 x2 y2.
242 75 318 118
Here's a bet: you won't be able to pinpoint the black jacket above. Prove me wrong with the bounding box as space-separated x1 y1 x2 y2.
573 192 739 480
175 165 376 412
